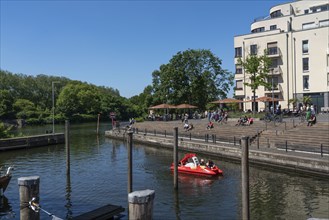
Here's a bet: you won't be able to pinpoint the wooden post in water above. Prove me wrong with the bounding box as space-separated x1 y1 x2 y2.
18 176 40 220
65 120 70 175
241 136 250 220
128 189 155 220
173 127 178 190
96 113 100 135
127 131 133 194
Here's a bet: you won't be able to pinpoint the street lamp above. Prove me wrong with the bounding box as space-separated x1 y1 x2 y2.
52 81 59 134
271 69 274 114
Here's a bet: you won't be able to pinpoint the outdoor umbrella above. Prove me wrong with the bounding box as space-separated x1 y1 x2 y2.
175 103 198 109
148 103 177 109
210 98 242 104
254 96 283 102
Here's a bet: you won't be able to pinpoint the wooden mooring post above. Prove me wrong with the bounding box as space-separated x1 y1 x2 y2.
241 136 250 220
18 176 40 220
127 131 133 194
173 127 178 190
128 189 155 220
66 120 70 175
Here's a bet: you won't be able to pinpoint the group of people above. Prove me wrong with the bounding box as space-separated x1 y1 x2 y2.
207 110 228 124
200 159 214 168
235 116 253 126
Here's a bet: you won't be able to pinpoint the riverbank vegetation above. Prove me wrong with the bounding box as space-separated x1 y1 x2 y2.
0 49 233 127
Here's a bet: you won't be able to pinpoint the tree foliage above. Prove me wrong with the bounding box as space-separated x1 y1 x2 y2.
238 50 272 114
151 49 233 110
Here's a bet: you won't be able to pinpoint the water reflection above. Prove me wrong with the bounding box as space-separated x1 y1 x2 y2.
65 174 72 220
0 196 15 219
1 123 328 219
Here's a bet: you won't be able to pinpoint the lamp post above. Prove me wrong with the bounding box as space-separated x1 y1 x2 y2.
271 69 275 114
52 81 59 134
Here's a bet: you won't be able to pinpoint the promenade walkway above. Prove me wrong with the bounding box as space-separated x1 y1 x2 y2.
132 115 329 156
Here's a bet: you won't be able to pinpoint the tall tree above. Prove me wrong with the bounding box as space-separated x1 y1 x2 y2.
151 49 233 110
238 50 272 114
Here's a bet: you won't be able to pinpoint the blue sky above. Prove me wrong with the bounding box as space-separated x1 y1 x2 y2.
1 0 288 98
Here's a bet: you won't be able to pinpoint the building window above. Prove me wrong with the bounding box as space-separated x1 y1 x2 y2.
251 27 265 33
267 42 278 55
302 22 315 30
270 58 278 69
236 80 243 90
270 25 277 30
303 58 309 71
270 10 282 18
319 19 329 27
302 40 309 53
235 47 242 57
304 9 309 14
235 65 242 74
303 76 309 90
250 44 257 55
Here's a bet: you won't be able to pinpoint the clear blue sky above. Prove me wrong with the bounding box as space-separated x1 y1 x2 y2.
1 0 288 98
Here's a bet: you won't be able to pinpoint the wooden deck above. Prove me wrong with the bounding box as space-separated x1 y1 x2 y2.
72 204 125 220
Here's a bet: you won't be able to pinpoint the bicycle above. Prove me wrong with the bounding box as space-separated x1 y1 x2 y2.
263 113 281 123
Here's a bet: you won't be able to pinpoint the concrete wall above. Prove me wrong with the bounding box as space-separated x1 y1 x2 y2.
0 133 65 151
105 130 329 177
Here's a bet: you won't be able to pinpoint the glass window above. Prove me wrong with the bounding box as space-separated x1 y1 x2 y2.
303 76 309 90
267 42 278 55
251 27 265 33
303 22 315 30
250 45 257 55
235 65 242 74
270 25 277 30
319 19 329 27
236 80 243 90
270 10 282 18
304 9 309 14
303 58 309 71
302 40 309 53
235 47 242 57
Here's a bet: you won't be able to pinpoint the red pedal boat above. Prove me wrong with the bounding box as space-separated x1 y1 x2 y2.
170 153 223 176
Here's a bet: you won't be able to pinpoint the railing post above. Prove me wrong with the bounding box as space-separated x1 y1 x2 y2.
234 136 236 146
257 130 260 149
267 138 270 148
285 140 288 152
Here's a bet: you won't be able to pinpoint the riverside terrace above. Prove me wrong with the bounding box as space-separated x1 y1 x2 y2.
105 117 329 177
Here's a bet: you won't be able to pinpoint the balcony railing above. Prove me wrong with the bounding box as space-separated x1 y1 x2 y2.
267 47 281 57
269 66 282 76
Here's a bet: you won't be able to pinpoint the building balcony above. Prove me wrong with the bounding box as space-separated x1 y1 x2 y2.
267 47 281 58
264 84 283 94
269 66 282 76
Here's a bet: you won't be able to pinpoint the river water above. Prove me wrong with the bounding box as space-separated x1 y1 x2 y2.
0 122 328 220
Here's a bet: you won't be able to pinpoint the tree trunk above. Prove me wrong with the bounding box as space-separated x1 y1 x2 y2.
253 90 256 115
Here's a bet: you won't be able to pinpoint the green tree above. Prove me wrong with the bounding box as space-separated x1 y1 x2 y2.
238 50 272 114
151 49 233 110
57 82 102 118
0 90 14 119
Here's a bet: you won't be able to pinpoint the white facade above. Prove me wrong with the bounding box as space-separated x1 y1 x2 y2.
234 0 329 112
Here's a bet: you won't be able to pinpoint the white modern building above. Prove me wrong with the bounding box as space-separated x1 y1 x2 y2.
234 0 329 112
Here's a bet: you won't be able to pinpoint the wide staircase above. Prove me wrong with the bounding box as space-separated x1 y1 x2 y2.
254 121 329 154
132 118 328 155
